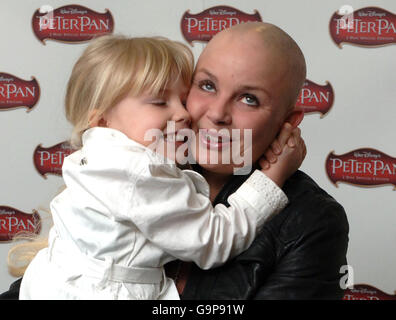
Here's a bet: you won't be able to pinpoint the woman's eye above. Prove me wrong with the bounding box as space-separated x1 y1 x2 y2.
240 94 259 106
199 80 216 93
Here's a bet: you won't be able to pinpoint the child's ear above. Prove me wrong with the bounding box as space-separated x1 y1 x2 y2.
285 106 304 128
88 109 107 128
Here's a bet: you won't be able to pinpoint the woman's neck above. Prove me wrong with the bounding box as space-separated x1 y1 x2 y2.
201 169 231 203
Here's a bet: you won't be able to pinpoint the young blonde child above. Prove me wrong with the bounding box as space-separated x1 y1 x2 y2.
18 35 305 300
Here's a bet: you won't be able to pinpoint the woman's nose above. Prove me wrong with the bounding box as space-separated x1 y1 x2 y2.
206 98 232 125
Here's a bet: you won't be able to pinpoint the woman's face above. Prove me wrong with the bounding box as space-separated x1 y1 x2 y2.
186 33 289 175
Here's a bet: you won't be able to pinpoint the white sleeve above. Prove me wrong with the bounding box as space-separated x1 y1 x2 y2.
128 164 288 269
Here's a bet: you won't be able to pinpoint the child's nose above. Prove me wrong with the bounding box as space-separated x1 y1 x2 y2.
173 101 191 126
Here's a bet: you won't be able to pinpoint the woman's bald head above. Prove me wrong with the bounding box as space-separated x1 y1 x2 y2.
206 22 306 113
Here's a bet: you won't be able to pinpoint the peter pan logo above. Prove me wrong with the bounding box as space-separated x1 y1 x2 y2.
0 72 40 111
296 79 334 117
329 158 396 176
38 13 110 32
358 10 386 18
343 284 396 300
0 206 41 241
33 141 76 178
210 9 236 15
0 83 36 99
326 148 396 188
353 151 381 159
59 8 88 15
181 6 262 45
329 6 396 48
334 18 396 35
32 4 114 44
0 76 14 82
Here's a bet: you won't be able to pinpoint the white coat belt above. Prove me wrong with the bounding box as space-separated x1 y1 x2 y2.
47 231 163 285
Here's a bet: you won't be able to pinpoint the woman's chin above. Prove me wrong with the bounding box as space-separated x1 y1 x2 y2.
196 159 254 176
193 146 255 176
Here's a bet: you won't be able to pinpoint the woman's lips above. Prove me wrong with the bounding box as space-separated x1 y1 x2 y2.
199 129 231 151
162 127 236 151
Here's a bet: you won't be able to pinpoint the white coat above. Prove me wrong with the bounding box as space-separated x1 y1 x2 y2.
20 127 288 300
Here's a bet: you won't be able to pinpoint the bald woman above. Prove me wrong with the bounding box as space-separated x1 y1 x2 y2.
170 22 349 300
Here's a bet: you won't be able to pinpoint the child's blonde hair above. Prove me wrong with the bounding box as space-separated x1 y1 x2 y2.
66 34 194 148
7 35 194 277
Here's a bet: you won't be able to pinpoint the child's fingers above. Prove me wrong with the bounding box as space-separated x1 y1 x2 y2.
276 122 294 149
265 149 277 163
258 156 270 169
287 127 302 148
259 159 270 170
292 127 301 139
271 140 281 155
287 136 296 147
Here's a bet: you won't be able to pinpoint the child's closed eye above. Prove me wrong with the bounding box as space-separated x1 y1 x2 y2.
150 100 167 106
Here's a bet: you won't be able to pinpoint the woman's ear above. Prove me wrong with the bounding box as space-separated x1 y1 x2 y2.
88 109 107 128
285 107 304 128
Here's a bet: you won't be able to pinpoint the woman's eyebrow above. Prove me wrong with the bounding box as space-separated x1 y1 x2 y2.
194 68 217 81
239 85 270 95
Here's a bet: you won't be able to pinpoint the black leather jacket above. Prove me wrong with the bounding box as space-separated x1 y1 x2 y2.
0 170 348 300
180 170 349 300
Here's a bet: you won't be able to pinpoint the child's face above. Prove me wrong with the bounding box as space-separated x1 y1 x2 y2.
102 77 191 156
